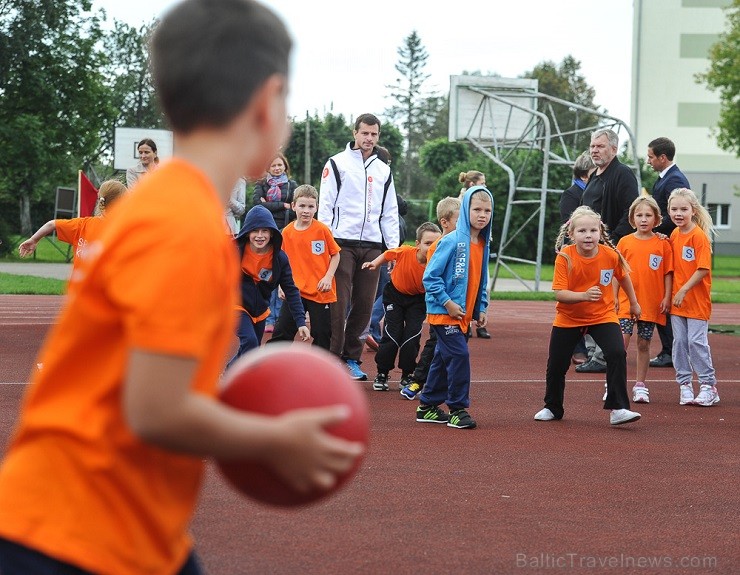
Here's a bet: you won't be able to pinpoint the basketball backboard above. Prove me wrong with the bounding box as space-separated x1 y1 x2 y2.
449 75 538 146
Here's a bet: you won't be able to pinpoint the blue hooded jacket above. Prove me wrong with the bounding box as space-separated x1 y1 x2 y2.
423 185 493 320
234 205 305 326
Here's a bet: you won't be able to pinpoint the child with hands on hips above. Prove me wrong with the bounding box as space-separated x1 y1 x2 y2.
534 206 643 426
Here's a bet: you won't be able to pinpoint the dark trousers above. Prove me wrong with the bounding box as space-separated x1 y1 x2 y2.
0 537 203 575
413 325 438 383
269 297 332 350
330 245 381 361
419 324 471 411
227 310 265 369
544 323 630 419
375 283 426 376
656 312 673 356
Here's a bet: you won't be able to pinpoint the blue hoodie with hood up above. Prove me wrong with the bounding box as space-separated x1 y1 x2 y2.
422 185 493 321
234 205 305 327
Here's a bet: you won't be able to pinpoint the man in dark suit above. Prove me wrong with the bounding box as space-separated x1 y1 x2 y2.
646 137 691 368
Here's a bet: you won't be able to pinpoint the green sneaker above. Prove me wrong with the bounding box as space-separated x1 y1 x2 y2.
447 409 477 429
416 404 448 424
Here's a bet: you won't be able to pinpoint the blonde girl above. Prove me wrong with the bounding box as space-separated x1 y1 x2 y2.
534 206 642 426
18 180 127 268
667 188 719 406
458 170 485 199
615 196 674 403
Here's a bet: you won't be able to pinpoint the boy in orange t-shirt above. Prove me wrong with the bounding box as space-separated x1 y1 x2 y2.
0 2 363 574
534 206 642 426
615 196 674 404
362 222 441 391
268 184 340 350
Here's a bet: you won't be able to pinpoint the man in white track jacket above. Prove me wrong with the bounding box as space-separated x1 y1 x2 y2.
318 113 400 380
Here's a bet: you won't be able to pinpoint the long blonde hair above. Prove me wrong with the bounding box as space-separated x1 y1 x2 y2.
555 206 630 273
667 188 716 248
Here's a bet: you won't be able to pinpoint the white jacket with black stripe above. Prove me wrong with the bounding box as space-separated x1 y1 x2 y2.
318 143 400 249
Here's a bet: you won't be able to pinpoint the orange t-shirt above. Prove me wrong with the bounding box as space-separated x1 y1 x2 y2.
281 219 340 304
240 247 273 322
552 243 625 328
55 216 106 271
616 234 674 325
670 226 712 321
428 239 484 333
385 245 426 295
0 159 239 575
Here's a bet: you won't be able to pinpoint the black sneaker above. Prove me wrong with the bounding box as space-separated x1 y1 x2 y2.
574 359 607 373
416 404 448 424
447 409 477 429
372 373 389 391
399 373 414 388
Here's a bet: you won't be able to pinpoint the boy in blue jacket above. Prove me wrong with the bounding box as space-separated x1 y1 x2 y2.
416 186 493 429
227 204 309 367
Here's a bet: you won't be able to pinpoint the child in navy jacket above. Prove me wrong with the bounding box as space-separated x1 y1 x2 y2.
227 205 309 367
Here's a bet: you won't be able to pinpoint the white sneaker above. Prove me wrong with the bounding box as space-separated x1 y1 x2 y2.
632 384 650 403
602 383 608 401
679 384 695 405
610 408 641 425
534 408 555 421
694 385 719 407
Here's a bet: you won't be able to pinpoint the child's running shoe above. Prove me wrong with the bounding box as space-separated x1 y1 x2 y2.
372 373 389 391
399 374 414 389
679 384 695 405
400 381 422 400
447 409 477 429
610 408 641 425
534 408 555 421
345 359 367 381
632 384 650 403
693 384 719 406
416 404 448 424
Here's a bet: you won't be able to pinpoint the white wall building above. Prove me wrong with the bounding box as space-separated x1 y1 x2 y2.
632 0 739 254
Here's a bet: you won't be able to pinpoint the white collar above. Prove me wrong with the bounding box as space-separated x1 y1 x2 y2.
659 163 675 178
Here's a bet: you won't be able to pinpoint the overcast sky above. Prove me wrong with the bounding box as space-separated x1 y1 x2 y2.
93 0 635 125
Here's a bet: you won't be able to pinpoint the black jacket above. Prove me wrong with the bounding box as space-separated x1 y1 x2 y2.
581 158 639 243
251 178 298 230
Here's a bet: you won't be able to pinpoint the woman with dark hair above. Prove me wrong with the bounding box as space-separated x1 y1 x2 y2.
126 138 159 188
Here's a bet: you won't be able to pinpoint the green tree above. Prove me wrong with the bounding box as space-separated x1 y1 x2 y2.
697 0 740 156
386 31 445 197
99 19 166 160
0 0 112 235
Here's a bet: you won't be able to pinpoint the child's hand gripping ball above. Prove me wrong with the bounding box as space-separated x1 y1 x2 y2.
216 343 370 507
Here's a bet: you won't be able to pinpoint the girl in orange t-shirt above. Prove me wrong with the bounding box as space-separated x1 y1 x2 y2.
616 196 674 404
534 206 642 426
17 180 127 271
667 188 719 407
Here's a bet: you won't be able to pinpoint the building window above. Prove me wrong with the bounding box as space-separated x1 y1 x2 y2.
708 203 730 229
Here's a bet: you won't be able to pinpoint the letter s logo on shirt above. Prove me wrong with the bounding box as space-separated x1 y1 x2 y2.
258 268 273 282
682 246 695 262
600 269 614 286
312 241 325 255
649 254 662 270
